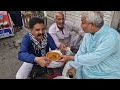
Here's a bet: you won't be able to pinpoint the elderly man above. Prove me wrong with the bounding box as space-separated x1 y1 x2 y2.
57 11 120 79
48 11 84 54
16 17 57 79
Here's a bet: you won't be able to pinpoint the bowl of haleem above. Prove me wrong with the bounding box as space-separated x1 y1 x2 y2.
46 50 62 61
46 50 64 68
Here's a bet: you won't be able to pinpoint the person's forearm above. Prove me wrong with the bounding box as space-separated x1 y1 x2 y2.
68 56 74 60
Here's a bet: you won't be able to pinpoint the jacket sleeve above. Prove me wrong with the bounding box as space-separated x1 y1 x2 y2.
18 35 36 64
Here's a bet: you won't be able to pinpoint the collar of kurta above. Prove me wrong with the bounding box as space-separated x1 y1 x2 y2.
55 23 67 32
91 25 106 36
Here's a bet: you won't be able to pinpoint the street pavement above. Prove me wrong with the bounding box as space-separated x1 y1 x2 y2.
0 18 54 79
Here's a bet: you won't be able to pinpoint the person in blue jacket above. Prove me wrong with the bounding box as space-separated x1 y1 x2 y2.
16 17 57 79
58 11 120 79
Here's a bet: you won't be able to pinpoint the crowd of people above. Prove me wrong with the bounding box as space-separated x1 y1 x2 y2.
16 11 120 79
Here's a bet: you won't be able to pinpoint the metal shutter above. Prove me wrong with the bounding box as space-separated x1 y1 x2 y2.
65 11 83 27
101 11 114 26
47 11 57 20
46 11 114 27
65 11 114 27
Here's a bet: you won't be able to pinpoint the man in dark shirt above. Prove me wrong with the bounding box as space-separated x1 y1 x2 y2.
8 11 23 31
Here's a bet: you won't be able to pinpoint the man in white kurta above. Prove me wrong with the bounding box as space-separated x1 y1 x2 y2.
48 11 84 54
49 21 84 47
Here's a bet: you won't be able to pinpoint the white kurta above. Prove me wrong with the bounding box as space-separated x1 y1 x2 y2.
48 21 84 48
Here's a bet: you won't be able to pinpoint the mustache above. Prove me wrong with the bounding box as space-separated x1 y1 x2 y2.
37 33 44 36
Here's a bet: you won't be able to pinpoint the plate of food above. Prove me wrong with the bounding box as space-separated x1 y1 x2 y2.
46 50 64 68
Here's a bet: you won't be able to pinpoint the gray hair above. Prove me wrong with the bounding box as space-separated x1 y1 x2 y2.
82 11 104 28
54 11 65 20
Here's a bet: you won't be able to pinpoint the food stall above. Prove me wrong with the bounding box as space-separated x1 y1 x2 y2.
0 11 14 39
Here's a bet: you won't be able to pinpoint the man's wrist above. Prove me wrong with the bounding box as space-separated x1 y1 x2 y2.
69 56 74 60
34 57 39 63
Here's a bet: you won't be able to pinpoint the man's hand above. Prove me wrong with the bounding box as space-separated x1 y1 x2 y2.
56 55 74 62
67 67 76 78
59 43 67 54
34 57 51 67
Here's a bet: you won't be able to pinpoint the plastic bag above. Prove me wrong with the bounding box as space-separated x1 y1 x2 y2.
47 61 64 68
53 76 71 79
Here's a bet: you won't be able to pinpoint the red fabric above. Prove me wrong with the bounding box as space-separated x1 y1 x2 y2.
48 73 61 79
